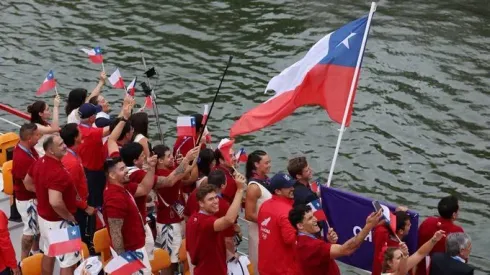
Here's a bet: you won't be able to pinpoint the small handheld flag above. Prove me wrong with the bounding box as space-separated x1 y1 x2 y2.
176 116 196 138
307 199 327 221
218 138 234 165
47 225 82 257
202 104 209 125
144 96 152 109
81 47 103 64
109 68 125 89
381 204 398 239
95 208 105 230
104 251 145 275
127 77 137 96
310 179 320 193
235 148 247 163
36 70 56 95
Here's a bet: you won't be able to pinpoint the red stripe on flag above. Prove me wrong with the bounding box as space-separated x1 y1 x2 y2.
36 79 56 95
47 238 82 257
112 261 145 275
89 55 104 64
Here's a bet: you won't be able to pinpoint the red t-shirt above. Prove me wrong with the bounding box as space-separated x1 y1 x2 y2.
372 224 401 275
78 124 105 171
186 212 226 275
155 168 184 224
0 210 17 271
62 149 88 210
11 145 38 201
416 216 464 275
103 182 146 251
28 156 78 221
296 234 340 275
214 165 237 205
127 168 149 222
173 136 195 194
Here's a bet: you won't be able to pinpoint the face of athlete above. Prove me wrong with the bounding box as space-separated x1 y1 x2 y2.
109 161 129 183
134 151 145 168
40 105 51 121
298 165 313 182
256 154 271 176
224 147 236 167
27 129 42 148
274 186 294 199
387 249 404 272
159 150 174 169
49 136 67 159
297 210 320 234
97 95 110 113
199 191 219 214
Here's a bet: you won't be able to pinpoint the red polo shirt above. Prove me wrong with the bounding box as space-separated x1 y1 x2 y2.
62 148 89 210
184 188 231 230
296 234 340 275
214 165 237 205
103 182 146 251
372 224 401 275
186 212 226 275
155 168 184 224
11 145 38 201
416 216 464 275
28 156 78 221
78 124 105 171
127 168 150 222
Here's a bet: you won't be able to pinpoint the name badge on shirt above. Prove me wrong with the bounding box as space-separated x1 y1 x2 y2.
171 201 185 219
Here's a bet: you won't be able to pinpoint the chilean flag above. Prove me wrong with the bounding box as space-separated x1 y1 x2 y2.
177 116 196 138
104 251 145 275
381 204 397 235
202 104 209 125
235 148 247 163
307 199 327 221
310 179 320 193
109 68 125 89
81 47 103 64
126 77 137 96
230 16 371 137
218 138 234 164
144 96 153 109
46 225 82 257
36 70 56 95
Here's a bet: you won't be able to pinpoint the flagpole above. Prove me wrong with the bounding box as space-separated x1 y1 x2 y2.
54 85 59 96
325 2 377 188
195 55 233 146
140 52 164 144
101 61 105 73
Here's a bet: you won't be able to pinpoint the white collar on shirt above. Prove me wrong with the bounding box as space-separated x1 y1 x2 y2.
451 255 465 263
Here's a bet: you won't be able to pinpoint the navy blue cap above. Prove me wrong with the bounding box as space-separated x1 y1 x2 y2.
269 172 295 192
78 103 102 119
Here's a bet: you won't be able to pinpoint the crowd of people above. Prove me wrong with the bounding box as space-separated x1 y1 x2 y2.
0 71 474 275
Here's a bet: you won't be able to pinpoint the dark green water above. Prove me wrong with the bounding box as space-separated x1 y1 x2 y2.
0 0 489 273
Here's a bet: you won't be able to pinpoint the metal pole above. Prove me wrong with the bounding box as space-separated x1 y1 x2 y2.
140 52 164 143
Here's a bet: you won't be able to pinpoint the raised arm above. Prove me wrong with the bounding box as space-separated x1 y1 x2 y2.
134 156 157 197
244 183 261 223
405 230 445 271
37 95 61 135
213 172 245 232
330 210 383 259
154 147 200 189
86 72 107 102
107 103 132 156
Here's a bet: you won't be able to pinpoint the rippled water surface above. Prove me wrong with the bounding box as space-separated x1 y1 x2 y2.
1 0 489 273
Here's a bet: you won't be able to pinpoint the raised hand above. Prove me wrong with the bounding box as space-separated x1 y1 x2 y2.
399 242 409 257
432 230 446 243
233 172 246 190
184 146 200 162
54 94 61 107
99 71 107 83
366 209 383 229
327 228 339 244
147 155 158 168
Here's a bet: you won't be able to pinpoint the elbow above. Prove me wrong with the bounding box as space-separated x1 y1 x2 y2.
244 212 255 223
223 217 235 227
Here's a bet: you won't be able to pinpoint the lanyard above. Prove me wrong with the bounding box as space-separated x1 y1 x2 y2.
67 148 77 158
298 232 318 239
125 190 146 229
18 144 36 160
79 123 91 128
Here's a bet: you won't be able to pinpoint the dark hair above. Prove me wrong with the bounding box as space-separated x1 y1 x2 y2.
438 195 459 219
42 135 55 151
198 148 215 176
19 123 38 141
382 247 399 273
191 113 203 135
288 204 312 230
153 144 170 159
88 96 99 106
130 112 149 139
246 150 267 180
196 184 216 202
27 101 48 125
110 118 132 141
395 211 410 232
65 88 88 115
207 170 226 189
214 148 225 165
120 142 143 167
287 156 308 179
60 123 80 148
104 157 123 174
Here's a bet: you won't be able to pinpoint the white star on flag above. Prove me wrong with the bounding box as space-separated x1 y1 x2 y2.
338 33 356 49
71 230 76 235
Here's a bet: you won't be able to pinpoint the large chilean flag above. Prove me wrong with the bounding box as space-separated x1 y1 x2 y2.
230 15 371 137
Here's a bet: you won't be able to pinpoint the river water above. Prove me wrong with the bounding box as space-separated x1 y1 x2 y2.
0 0 489 273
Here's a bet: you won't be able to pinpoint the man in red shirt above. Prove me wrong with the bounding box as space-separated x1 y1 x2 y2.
60 123 96 248
213 140 238 204
11 123 41 260
24 136 80 275
372 209 411 275
416 195 464 275
288 204 383 275
103 155 157 274
0 210 20 275
257 172 298 275
185 171 245 275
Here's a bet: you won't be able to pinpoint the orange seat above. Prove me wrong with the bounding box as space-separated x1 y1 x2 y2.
2 160 13 195
21 253 42 275
93 228 112 265
81 242 90 259
150 248 171 274
179 239 189 274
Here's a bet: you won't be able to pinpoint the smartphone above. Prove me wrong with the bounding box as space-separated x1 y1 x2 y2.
372 200 389 223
